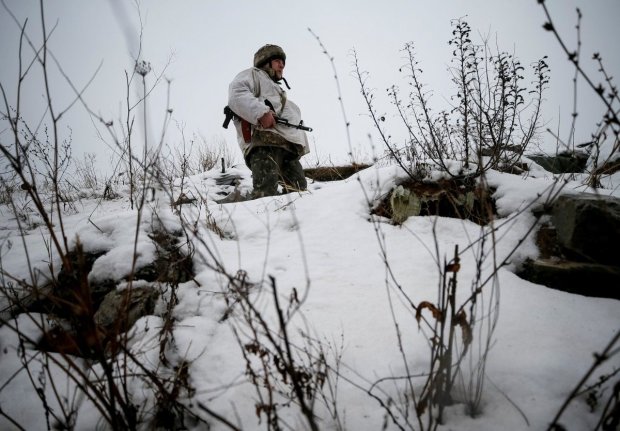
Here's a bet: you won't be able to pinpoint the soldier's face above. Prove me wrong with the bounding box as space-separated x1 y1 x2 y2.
271 58 285 79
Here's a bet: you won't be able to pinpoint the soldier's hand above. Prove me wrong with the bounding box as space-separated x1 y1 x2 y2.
258 111 276 128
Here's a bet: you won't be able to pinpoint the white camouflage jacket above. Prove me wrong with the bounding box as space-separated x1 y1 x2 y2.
228 67 310 159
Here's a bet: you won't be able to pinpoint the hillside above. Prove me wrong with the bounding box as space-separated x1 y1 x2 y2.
0 162 618 430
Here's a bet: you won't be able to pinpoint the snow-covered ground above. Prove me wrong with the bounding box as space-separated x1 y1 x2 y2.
0 163 618 430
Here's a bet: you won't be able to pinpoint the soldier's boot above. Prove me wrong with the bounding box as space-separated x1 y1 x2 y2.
281 157 308 193
249 148 281 198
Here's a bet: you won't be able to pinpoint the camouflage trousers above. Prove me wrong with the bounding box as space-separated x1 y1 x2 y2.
247 146 307 198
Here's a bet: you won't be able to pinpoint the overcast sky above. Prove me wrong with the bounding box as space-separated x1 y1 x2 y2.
1 0 619 173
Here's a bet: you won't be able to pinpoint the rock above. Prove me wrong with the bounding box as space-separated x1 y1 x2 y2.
527 151 589 174
214 188 251 204
18 249 111 318
551 193 620 266
94 287 160 332
517 192 620 299
519 259 620 300
173 193 197 207
145 230 194 284
390 186 421 224
36 324 107 358
35 286 160 358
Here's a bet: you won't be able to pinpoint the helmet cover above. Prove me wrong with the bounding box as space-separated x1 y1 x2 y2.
254 44 286 68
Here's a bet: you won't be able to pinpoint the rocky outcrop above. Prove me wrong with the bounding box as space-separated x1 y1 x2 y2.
374 176 497 226
21 228 195 358
518 193 620 299
95 287 160 332
551 193 620 266
527 151 589 174
519 258 620 299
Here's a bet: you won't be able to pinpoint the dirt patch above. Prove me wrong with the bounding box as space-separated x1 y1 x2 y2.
304 164 372 182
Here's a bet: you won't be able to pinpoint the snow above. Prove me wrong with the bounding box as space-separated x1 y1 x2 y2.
0 163 619 430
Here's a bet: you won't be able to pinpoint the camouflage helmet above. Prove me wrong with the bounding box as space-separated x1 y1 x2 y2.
253 44 286 68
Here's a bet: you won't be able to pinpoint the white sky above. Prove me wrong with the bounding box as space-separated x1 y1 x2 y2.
1 0 619 172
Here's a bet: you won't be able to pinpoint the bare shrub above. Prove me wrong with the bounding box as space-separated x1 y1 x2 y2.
72 152 101 191
195 134 237 173
0 2 220 429
354 19 549 179
224 272 334 430
0 176 19 205
346 18 569 430
539 2 619 189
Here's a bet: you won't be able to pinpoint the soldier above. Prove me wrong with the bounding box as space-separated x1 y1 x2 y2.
228 44 310 198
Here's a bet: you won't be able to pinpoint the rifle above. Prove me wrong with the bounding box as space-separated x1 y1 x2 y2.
265 100 313 132
222 102 313 140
